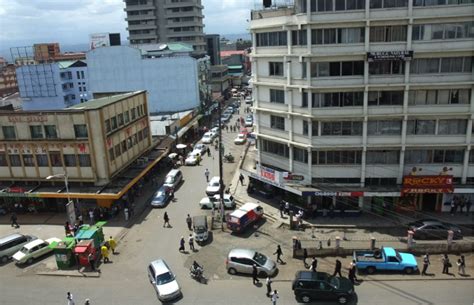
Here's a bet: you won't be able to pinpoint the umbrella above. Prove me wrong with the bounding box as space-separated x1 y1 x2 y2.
176 144 187 149
168 153 178 159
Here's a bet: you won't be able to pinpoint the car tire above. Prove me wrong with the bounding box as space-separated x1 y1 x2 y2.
1 255 8 264
300 294 312 303
228 268 237 275
366 266 376 274
338 295 348 304
404 267 414 274
26 258 33 265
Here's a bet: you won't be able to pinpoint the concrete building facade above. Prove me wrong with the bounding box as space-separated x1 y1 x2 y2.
206 34 221 65
249 0 474 213
124 0 206 55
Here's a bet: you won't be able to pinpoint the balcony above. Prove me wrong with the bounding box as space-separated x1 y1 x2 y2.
124 4 155 11
125 13 156 21
127 23 158 31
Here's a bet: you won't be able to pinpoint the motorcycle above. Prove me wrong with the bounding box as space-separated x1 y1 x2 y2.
223 153 234 163
190 263 207 284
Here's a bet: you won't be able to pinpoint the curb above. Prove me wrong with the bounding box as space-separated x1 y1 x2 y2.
37 271 101 278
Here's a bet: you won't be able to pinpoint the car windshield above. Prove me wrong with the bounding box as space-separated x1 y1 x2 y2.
253 252 267 265
156 272 174 285
395 251 402 261
165 176 174 184
20 247 29 254
211 182 219 187
195 226 206 233
328 276 341 289
154 192 165 201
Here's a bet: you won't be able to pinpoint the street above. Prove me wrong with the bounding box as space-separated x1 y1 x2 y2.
0 103 473 305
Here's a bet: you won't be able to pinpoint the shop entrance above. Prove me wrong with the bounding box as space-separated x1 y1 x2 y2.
422 193 438 211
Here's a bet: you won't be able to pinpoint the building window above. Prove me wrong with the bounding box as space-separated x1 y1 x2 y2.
292 30 308 46
270 115 285 130
131 108 136 120
269 62 284 76
410 57 472 74
118 114 124 126
124 111 130 123
406 120 436 135
409 89 470 105
368 91 404 106
143 127 149 138
309 0 365 11
109 148 115 161
81 71 85 79
105 119 111 133
74 124 88 138
138 130 144 142
49 152 62 167
438 119 467 135
2 126 16 139
270 89 285 103
78 154 91 167
111 117 118 129
370 0 407 8
321 121 362 136
312 28 365 44
44 125 58 139
121 140 127 153
127 137 133 149
63 154 77 167
314 92 364 107
405 149 464 163
36 154 49 167
9 155 21 167
469 150 474 163
76 71 81 79
413 23 474 41
312 61 364 77
370 26 407 42
22 155 35 166
293 147 308 163
114 144 121 158
0 153 7 166
261 139 289 157
256 31 288 47
30 125 44 139
366 150 400 164
368 120 402 135
314 150 362 164
369 60 404 74
414 0 472 6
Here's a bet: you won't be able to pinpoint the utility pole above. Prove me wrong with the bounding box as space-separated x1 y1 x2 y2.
218 98 225 231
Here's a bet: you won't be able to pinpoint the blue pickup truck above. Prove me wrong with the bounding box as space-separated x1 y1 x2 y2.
353 247 418 274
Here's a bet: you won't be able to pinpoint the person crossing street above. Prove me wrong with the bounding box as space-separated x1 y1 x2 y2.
273 245 284 264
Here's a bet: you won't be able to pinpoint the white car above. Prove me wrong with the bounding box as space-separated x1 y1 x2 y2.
201 132 215 144
193 143 207 155
199 194 235 209
185 151 200 166
12 237 61 264
148 259 181 301
234 133 247 145
211 127 219 134
206 176 221 196
245 118 253 127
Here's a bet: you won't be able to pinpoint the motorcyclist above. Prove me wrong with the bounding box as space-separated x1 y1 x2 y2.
191 260 202 274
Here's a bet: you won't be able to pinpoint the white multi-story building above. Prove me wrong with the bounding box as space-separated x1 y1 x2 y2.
249 0 474 213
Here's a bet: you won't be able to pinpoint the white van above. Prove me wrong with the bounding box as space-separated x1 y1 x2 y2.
163 169 183 189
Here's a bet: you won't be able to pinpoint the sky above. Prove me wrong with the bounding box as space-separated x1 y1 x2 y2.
0 0 255 57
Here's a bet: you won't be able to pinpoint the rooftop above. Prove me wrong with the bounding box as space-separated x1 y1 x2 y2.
68 91 145 110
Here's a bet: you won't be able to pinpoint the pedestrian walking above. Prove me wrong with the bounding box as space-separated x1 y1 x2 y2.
333 259 342 277
274 245 284 264
442 254 451 274
101 245 109 263
196 153 201 166
179 236 185 252
450 198 456 215
10 212 19 228
285 201 290 215
88 209 94 225
311 257 318 272
66 292 75 305
204 168 210 182
266 277 272 297
348 260 358 284
206 147 211 157
252 264 260 284
303 248 308 268
163 212 170 227
271 290 279 305
457 255 466 275
108 236 117 254
186 214 192 230
239 173 245 186
88 252 96 271
279 201 284 218
188 234 195 251
421 253 430 275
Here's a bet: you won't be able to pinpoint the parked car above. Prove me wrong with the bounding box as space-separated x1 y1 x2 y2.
244 117 253 127
210 127 219 134
0 234 37 264
292 271 355 304
226 202 264 233
12 237 61 265
245 96 253 105
192 215 209 244
226 248 277 277
226 106 235 114
193 143 207 155
163 169 183 189
234 133 247 145
408 219 463 240
221 114 231 123
185 151 201 166
353 246 418 274
205 176 222 196
199 194 235 209
147 259 181 301
151 185 173 208
201 132 215 144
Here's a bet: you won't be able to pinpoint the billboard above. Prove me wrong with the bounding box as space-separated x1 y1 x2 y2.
402 175 453 194
90 33 110 50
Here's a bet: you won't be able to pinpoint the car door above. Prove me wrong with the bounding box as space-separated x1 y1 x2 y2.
35 242 49 258
237 257 254 274
317 281 334 300
28 245 39 259
434 225 448 239
386 256 401 270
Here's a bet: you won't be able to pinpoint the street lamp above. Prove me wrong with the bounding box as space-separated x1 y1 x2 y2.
46 173 75 224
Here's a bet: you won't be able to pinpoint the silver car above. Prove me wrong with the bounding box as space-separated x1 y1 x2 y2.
226 248 277 277
147 259 181 301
